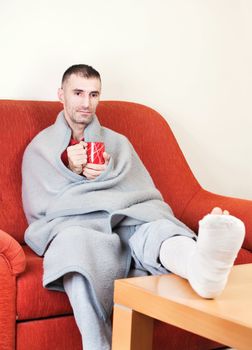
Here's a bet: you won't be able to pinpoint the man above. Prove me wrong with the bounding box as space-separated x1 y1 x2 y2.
22 64 245 350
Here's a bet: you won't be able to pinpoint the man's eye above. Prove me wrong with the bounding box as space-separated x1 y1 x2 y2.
91 93 98 98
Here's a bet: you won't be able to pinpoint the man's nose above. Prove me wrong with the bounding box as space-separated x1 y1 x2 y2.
81 94 90 108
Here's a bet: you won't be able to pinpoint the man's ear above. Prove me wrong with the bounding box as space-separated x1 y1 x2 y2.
58 88 64 104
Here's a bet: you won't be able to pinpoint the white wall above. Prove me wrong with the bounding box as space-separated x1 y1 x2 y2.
1 0 251 199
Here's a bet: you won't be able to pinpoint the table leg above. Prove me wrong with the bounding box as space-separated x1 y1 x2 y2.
112 304 153 350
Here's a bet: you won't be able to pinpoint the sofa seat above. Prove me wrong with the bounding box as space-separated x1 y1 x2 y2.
16 244 251 322
16 316 82 350
16 248 224 350
16 246 72 321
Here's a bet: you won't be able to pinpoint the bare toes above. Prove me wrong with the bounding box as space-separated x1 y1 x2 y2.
211 207 223 215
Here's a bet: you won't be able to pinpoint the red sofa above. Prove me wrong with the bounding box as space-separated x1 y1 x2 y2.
0 99 252 350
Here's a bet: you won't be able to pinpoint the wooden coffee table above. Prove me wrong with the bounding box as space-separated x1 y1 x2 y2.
112 264 252 350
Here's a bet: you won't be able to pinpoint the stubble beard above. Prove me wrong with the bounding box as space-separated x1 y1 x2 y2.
69 108 94 127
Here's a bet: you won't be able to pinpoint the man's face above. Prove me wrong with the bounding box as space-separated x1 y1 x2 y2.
58 74 101 128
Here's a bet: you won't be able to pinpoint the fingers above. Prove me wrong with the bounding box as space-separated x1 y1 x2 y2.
103 152 111 165
83 163 105 179
66 141 111 178
79 141 87 147
67 143 87 174
82 153 111 179
67 142 87 157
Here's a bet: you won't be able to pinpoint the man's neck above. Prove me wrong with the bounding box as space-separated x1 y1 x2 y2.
71 126 85 141
65 118 85 141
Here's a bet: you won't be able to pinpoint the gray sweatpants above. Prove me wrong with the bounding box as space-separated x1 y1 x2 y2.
63 219 196 350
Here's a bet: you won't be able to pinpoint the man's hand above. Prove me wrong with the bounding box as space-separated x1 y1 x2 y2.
67 141 87 174
83 152 111 180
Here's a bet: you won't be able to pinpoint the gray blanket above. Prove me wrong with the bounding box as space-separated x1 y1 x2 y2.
22 111 180 319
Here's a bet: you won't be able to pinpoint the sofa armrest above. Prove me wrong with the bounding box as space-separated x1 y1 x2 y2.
0 230 26 350
180 188 252 251
0 229 26 276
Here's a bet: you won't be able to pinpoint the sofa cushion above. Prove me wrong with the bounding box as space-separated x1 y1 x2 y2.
16 246 72 320
16 315 82 350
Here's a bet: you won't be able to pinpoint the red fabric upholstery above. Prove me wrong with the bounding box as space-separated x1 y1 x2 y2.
153 320 221 350
0 229 26 275
181 188 252 251
0 230 26 349
16 316 82 350
16 246 72 320
0 101 61 243
0 256 16 349
0 99 251 349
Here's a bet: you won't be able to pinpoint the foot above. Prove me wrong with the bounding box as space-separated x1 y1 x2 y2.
187 207 245 298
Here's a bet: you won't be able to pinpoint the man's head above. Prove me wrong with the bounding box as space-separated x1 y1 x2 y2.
58 64 101 131
61 64 101 87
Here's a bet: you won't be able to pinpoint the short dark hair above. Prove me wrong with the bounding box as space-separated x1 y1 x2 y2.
61 64 101 86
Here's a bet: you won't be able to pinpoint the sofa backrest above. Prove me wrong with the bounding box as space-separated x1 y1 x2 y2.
0 100 200 243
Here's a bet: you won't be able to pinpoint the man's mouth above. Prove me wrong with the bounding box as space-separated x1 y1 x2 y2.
77 110 92 115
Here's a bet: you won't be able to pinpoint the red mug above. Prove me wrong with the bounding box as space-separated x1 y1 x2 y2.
86 142 105 164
